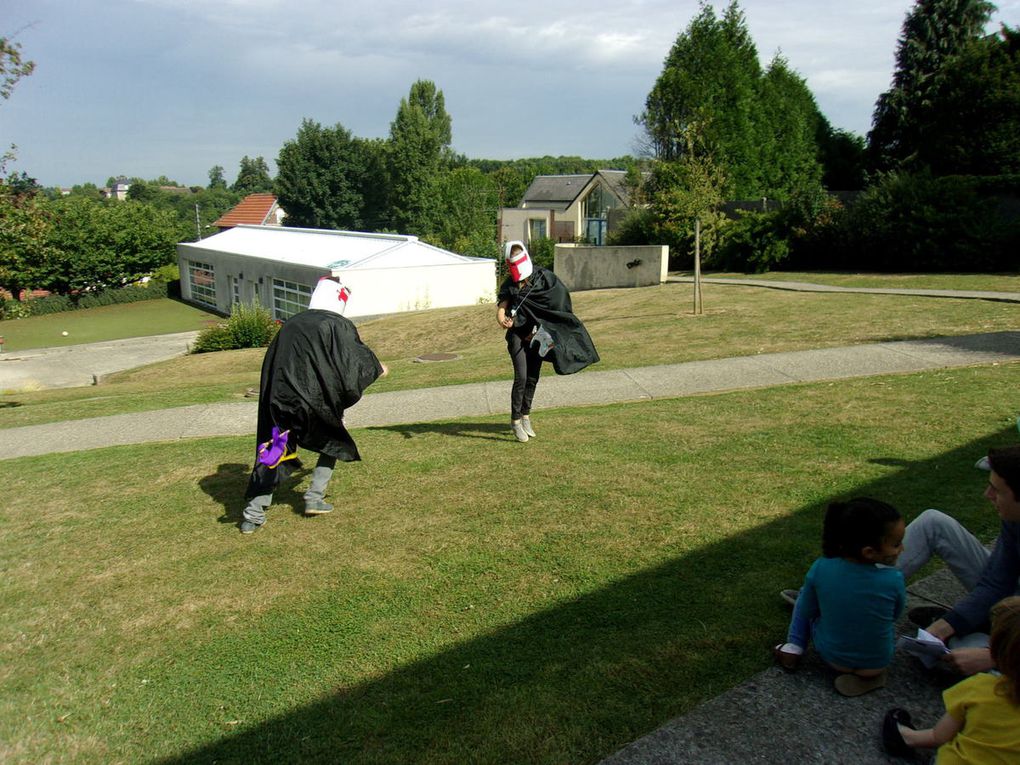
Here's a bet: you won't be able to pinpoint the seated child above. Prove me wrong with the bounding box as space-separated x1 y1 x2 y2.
883 595 1020 762
774 497 906 696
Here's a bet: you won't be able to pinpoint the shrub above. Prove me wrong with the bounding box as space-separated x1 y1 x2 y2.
22 294 74 315
227 301 277 348
528 237 556 270
787 172 1020 272
712 212 790 273
191 324 236 353
0 296 33 320
607 208 655 246
191 301 278 354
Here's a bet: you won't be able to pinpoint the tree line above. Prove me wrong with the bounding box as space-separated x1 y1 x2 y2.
3 0 1018 306
623 0 1019 272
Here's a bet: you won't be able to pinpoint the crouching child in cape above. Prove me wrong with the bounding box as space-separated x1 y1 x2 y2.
240 277 386 534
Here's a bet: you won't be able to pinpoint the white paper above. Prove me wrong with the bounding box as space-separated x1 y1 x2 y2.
897 628 950 668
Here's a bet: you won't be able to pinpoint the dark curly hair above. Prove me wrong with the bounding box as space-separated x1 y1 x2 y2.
988 446 1020 498
822 497 902 559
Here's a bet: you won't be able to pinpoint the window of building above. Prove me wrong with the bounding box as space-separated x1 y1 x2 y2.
272 278 312 320
528 218 547 242
231 276 240 306
188 261 217 307
581 183 621 245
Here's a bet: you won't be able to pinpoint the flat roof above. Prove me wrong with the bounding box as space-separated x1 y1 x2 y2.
179 225 492 269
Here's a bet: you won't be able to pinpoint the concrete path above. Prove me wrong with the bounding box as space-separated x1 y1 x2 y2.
601 569 966 765
3 330 1019 461
0 330 199 390
669 276 1020 304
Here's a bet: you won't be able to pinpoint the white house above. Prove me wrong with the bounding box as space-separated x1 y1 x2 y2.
177 225 496 320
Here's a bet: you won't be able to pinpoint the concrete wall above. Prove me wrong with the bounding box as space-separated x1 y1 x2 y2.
335 261 495 318
553 244 669 291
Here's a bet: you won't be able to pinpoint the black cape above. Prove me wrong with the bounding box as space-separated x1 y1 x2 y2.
245 309 383 498
497 267 599 375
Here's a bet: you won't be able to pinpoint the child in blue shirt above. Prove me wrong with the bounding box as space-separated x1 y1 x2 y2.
774 497 907 696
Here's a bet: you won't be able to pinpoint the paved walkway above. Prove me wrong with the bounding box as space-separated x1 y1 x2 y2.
669 275 1020 304
3 330 1019 461
0 330 199 390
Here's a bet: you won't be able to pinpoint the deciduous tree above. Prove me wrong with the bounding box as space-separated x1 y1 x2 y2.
39 197 181 294
275 119 368 230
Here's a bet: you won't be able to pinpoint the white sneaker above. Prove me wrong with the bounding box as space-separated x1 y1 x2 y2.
521 416 536 438
511 420 529 442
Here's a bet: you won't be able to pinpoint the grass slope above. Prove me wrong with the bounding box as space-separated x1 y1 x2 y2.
2 363 1018 763
1 279 1018 428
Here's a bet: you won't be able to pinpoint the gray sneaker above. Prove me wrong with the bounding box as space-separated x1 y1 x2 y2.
780 588 799 607
240 520 262 534
511 420 529 442
521 416 536 438
304 500 334 516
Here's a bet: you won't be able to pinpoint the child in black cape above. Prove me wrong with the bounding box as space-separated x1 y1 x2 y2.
496 241 598 442
240 277 385 534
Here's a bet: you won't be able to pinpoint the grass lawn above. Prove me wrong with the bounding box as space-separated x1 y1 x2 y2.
2 362 1018 763
1 279 1018 428
0 298 221 353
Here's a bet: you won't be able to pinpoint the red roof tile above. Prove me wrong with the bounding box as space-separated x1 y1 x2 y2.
213 193 280 228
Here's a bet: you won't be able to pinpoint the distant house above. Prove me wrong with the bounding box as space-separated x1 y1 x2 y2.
100 177 131 201
212 193 285 231
177 225 495 320
499 170 633 247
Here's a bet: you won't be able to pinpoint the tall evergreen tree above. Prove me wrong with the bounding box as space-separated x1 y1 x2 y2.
640 2 825 199
867 0 995 171
275 119 368 230
756 55 825 197
641 2 763 197
913 24 1020 175
386 79 452 234
232 155 273 195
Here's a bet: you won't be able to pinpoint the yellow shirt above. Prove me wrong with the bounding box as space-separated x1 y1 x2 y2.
938 673 1020 764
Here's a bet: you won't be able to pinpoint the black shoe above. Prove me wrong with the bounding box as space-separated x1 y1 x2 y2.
908 605 946 629
240 520 262 534
882 708 916 759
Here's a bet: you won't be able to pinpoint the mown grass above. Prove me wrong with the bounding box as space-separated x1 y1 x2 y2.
1 279 1018 429
2 362 1017 763
0 298 220 352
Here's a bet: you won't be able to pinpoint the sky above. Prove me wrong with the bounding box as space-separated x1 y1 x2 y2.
4 0 1020 189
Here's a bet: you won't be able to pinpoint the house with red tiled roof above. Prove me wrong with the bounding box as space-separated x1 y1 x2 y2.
213 193 285 231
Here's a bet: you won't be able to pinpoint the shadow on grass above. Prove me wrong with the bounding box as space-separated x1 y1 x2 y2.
163 428 1015 765
199 462 312 525
368 421 510 442
0 400 21 408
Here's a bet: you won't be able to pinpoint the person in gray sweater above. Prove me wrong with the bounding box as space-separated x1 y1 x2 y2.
899 445 1020 674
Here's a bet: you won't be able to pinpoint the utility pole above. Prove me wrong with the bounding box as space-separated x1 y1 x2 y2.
195 204 202 240
693 217 703 315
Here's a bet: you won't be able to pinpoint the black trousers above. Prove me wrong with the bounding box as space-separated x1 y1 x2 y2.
507 331 543 420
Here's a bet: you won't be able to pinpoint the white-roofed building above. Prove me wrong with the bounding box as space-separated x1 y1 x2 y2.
177 225 496 320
